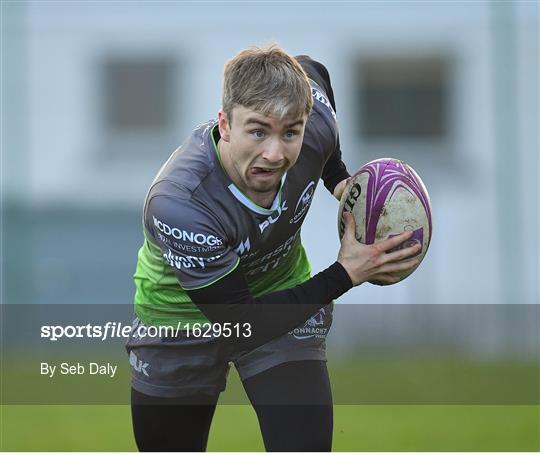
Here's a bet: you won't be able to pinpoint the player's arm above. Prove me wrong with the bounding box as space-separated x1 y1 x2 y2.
324 138 350 200
147 195 419 353
295 55 350 198
146 194 352 352
190 213 419 354
189 259 351 353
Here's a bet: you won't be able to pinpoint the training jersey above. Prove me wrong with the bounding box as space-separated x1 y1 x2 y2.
134 77 342 327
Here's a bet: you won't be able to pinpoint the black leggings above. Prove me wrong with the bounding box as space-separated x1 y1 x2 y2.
131 360 333 452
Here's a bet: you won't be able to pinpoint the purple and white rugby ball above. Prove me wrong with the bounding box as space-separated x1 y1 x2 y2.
338 158 432 283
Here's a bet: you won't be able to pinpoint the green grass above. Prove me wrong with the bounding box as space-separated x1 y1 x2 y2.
2 358 539 450
332 405 540 451
4 353 538 405
1 404 538 451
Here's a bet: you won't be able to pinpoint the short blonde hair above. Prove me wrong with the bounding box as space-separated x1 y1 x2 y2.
222 45 313 122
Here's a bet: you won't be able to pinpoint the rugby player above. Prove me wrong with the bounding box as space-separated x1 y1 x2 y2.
126 45 420 451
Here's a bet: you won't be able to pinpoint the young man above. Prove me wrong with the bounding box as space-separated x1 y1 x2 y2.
127 46 420 452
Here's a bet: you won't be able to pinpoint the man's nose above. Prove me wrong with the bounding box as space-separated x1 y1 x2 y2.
261 138 285 163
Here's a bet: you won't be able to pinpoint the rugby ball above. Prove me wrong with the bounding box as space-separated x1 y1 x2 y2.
338 158 432 284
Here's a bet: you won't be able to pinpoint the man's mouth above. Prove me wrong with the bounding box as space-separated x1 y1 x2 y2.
251 167 280 176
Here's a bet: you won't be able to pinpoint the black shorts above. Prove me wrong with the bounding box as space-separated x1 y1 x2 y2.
125 304 333 398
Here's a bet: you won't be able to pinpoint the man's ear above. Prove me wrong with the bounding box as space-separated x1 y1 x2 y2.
218 110 231 143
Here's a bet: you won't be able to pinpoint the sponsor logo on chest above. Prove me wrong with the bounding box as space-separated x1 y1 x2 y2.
234 237 251 256
259 200 288 234
290 181 315 224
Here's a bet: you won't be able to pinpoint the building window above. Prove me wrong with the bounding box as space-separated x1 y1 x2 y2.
99 56 179 159
103 58 175 130
357 57 448 140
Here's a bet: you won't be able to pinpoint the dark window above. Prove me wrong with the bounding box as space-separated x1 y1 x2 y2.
358 57 448 139
103 58 176 130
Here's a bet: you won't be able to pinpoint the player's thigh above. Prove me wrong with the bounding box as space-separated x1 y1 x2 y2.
242 359 332 405
131 388 218 452
242 360 333 451
125 318 230 451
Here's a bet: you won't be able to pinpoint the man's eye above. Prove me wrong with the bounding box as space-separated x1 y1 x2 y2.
251 129 265 139
284 130 298 139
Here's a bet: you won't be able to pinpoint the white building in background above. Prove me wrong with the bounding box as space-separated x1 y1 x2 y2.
3 2 538 315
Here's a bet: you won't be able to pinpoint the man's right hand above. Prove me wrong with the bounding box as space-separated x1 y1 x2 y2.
337 212 421 286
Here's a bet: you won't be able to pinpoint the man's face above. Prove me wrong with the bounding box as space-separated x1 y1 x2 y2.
218 106 307 196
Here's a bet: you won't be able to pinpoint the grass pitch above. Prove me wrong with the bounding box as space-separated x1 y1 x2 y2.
1 404 539 451
2 358 538 451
